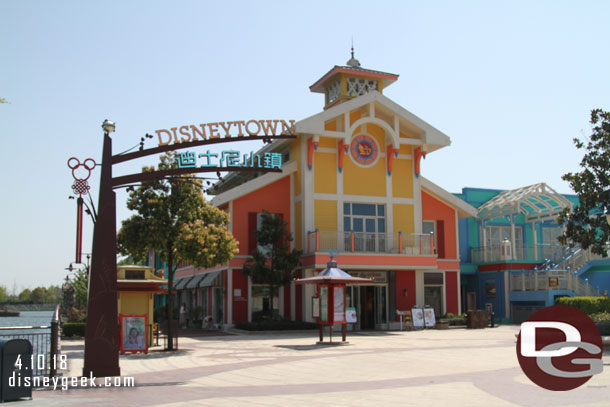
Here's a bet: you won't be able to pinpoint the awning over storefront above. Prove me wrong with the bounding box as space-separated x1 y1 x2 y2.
199 270 222 287
185 273 206 289
174 276 193 290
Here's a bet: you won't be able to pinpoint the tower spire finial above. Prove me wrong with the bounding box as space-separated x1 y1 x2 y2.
346 37 360 67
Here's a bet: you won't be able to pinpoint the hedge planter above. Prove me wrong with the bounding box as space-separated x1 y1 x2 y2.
62 322 86 337
596 322 610 336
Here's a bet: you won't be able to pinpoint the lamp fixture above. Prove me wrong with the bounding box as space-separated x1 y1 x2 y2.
101 119 116 133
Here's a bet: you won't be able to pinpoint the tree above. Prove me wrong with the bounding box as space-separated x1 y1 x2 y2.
242 211 301 320
0 286 8 303
18 288 32 303
68 268 89 310
558 109 610 256
30 287 47 304
45 286 60 304
117 153 238 349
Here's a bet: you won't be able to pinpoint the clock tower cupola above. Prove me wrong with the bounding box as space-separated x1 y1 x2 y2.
309 47 399 110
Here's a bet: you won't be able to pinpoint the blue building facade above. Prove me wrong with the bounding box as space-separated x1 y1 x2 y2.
456 184 609 323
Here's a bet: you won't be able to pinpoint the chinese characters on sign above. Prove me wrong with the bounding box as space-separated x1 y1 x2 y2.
176 150 282 169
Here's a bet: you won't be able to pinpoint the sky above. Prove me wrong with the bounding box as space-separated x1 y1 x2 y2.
1 1 609 292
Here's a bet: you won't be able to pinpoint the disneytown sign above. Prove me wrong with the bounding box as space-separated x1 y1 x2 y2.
83 119 295 379
155 119 296 146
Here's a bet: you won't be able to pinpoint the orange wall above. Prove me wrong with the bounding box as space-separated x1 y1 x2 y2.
232 176 291 254
422 190 457 259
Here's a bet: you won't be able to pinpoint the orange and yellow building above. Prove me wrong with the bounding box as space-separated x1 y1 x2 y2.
173 55 476 329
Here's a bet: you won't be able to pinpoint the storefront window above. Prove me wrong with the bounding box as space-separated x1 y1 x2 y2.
343 203 386 252
484 225 523 259
542 226 563 259
423 220 436 255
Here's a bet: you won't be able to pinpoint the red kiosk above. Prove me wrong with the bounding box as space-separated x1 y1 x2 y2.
296 256 372 344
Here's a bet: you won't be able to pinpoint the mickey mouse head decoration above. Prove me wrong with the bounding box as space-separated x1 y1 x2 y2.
68 157 96 196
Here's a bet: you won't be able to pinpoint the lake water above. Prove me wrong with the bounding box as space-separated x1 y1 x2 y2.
0 311 56 376
0 310 54 329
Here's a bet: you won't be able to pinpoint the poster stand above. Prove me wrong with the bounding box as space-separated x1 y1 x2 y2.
411 307 425 330
119 314 148 354
423 307 436 328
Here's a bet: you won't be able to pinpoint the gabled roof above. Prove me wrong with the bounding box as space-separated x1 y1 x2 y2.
296 90 450 152
477 183 573 222
309 65 399 93
420 177 478 219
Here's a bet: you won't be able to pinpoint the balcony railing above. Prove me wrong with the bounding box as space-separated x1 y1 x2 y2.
471 244 606 273
509 270 601 296
470 244 569 264
305 230 435 255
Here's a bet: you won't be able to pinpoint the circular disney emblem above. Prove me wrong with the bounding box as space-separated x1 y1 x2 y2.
350 135 378 166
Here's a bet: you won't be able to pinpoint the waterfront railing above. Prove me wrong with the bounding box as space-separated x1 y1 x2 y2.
0 305 61 378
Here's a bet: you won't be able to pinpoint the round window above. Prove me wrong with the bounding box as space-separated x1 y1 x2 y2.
350 134 379 166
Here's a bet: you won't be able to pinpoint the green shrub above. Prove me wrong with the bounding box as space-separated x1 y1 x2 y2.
234 320 318 331
555 296 610 315
62 322 86 337
590 312 610 323
444 313 467 326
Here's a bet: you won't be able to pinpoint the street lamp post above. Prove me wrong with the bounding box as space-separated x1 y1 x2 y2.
83 120 120 377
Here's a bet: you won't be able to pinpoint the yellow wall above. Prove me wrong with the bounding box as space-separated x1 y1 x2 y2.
398 144 412 155
290 139 301 196
318 136 336 148
314 152 337 194
119 292 151 316
392 158 414 198
343 156 386 196
367 124 386 151
314 200 337 231
393 204 414 235
350 110 361 126
324 120 336 131
295 200 302 250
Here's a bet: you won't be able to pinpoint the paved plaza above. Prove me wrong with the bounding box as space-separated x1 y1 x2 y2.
23 326 610 406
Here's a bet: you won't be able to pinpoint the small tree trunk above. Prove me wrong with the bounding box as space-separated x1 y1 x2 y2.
166 247 175 350
269 284 274 319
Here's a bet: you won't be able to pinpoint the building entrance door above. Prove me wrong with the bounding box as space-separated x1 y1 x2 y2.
359 286 375 329
424 286 443 319
467 291 476 311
